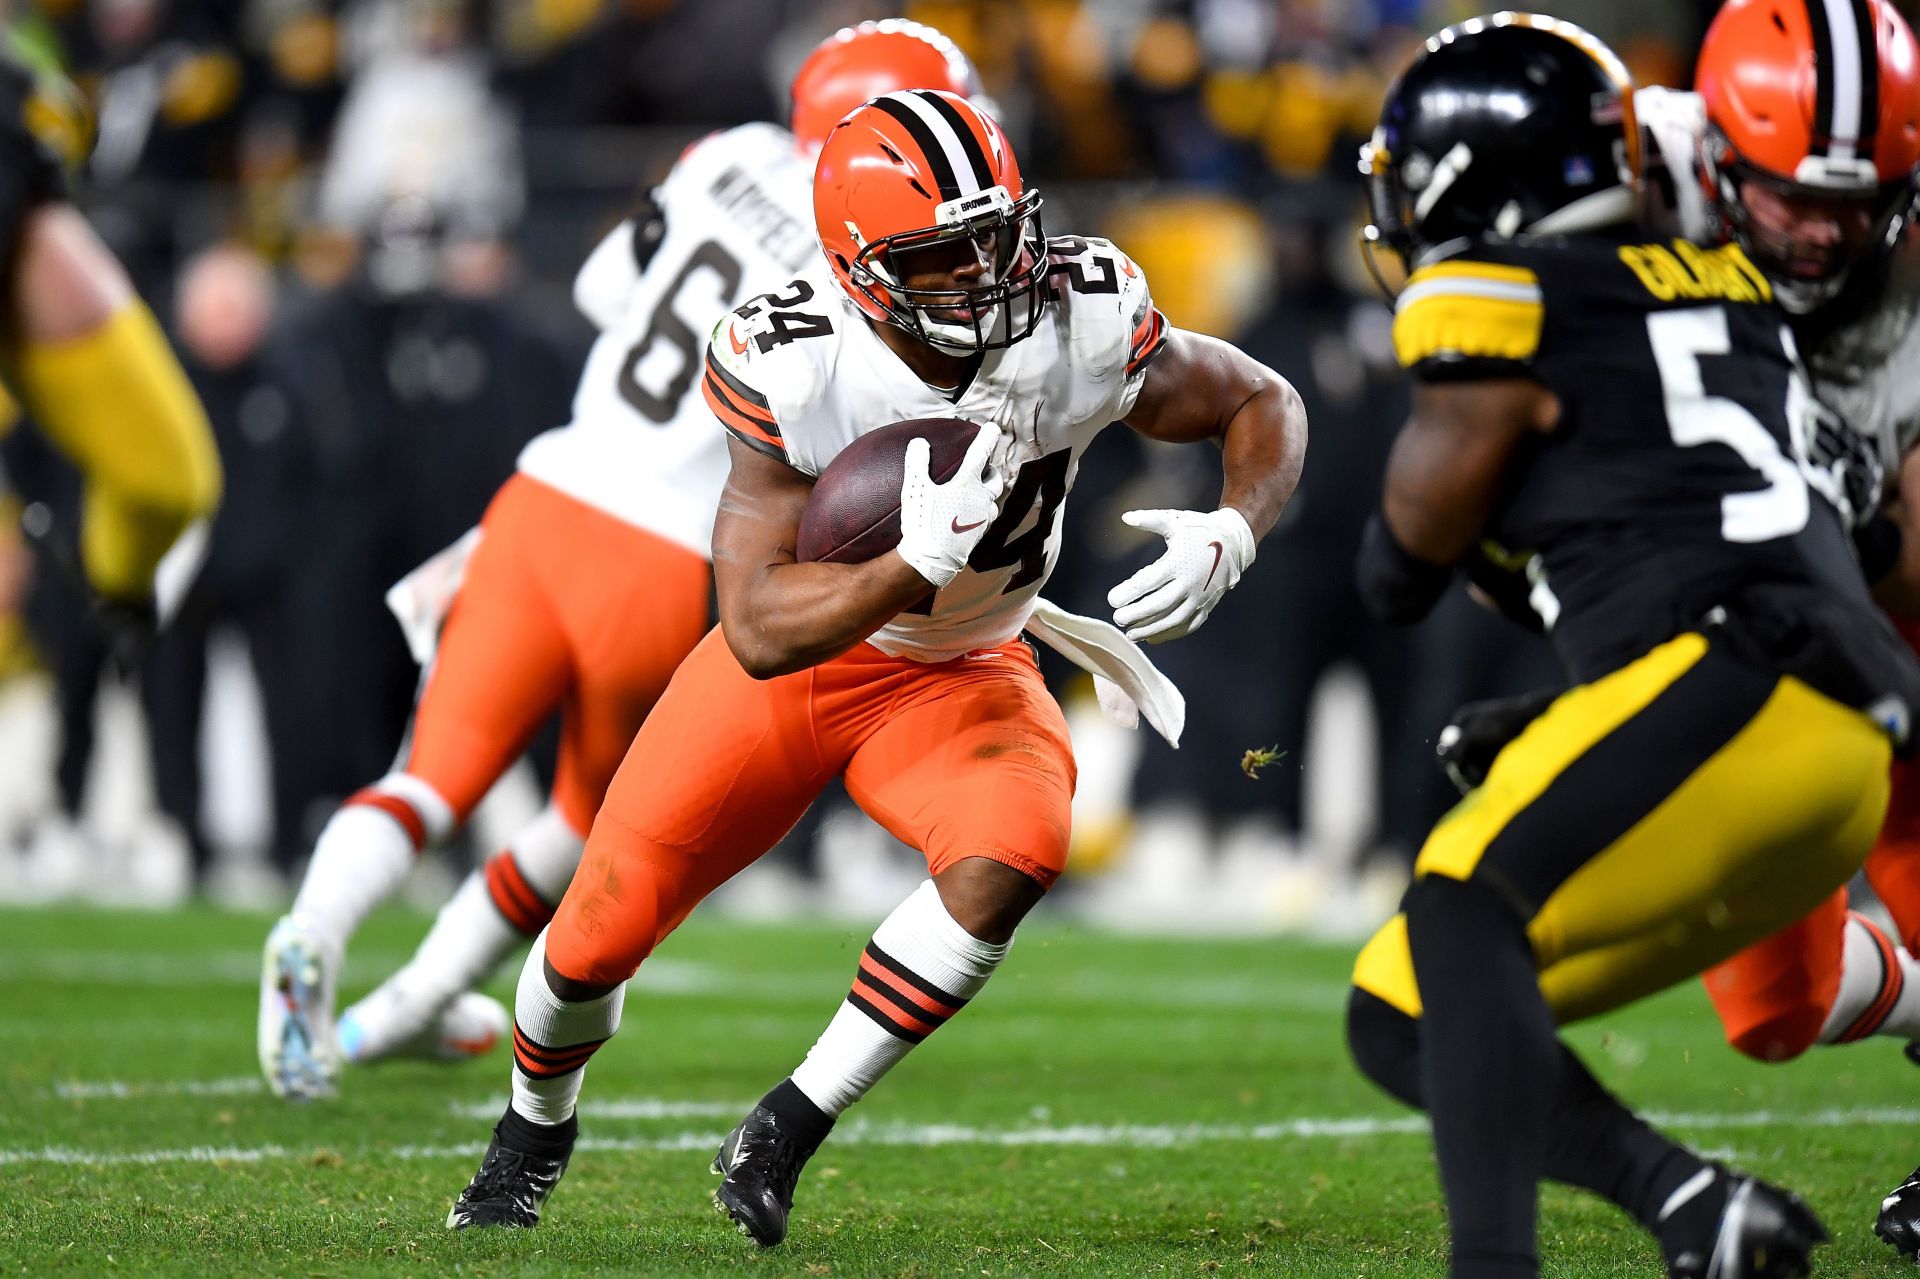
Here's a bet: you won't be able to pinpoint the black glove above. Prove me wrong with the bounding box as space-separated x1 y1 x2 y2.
21 501 157 678
1435 686 1563 795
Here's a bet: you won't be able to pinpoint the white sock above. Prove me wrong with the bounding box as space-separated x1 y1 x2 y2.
340 872 521 1060
789 880 1011 1116
1819 912 1920 1044
509 930 625 1126
342 807 589 1060
290 775 452 951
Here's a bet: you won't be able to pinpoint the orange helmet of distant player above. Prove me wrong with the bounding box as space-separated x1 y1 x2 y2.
1697 0 1920 307
814 89 1047 353
790 20 987 156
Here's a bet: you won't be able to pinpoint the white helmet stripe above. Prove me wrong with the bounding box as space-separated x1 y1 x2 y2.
1820 0 1868 159
883 90 986 197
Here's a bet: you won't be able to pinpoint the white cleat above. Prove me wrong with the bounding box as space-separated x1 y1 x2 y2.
339 990 509 1065
258 915 340 1100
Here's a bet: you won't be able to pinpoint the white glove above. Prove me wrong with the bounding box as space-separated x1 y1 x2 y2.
896 422 1006 588
1107 507 1257 643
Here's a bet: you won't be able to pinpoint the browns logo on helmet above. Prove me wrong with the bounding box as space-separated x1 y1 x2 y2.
1697 0 1920 310
813 89 1047 354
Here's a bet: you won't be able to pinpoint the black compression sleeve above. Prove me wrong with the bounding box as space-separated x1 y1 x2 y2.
1356 510 1453 625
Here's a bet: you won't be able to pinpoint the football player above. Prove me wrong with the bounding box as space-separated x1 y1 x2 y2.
443 90 1307 1241
1342 13 1920 1278
256 20 988 1100
1438 1 1920 1257
1637 0 1920 1256
0 45 219 645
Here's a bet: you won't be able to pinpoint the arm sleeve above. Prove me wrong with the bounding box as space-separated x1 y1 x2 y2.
702 317 787 462
1114 249 1168 418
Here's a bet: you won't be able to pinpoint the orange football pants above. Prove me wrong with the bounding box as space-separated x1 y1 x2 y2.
1704 615 1920 1060
398 473 710 837
544 626 1077 987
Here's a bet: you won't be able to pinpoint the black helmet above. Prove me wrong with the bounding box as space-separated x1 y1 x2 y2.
1361 13 1640 274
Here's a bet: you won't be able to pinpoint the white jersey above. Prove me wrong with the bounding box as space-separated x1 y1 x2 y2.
705 235 1169 662
1637 85 1920 504
515 122 819 557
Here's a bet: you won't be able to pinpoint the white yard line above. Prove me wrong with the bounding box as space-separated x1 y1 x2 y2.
8 1105 1919 1168
54 1077 264 1100
444 1097 745 1120
0 950 1345 1010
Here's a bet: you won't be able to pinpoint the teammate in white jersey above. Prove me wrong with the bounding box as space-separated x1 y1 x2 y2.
256 20 987 1102
446 89 1308 1243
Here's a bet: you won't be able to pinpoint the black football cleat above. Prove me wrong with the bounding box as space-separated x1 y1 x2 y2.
711 1104 828 1247
446 1115 575 1230
1876 1163 1920 1258
1658 1166 1828 1278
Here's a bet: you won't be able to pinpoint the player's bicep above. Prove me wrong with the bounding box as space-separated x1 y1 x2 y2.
712 437 814 609
1384 379 1554 563
1123 327 1273 444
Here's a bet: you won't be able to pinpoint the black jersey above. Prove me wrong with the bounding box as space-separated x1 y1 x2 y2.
0 48 74 271
1394 230 1920 722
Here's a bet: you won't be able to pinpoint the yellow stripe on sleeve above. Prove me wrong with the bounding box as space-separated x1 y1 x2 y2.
1392 260 1545 369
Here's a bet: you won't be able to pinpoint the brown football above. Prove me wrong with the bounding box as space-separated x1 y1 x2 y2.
795 417 983 564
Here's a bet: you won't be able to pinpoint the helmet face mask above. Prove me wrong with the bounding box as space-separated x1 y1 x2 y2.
816 90 1048 356
848 186 1047 353
1707 130 1915 309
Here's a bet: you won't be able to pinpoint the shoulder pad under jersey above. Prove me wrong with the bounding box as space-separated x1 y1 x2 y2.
1045 234 1167 388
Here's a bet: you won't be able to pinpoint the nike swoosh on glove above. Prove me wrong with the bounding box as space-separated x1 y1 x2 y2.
896 422 1007 588
1107 507 1256 643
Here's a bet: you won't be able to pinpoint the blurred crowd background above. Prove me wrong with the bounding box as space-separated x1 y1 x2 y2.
0 0 1773 931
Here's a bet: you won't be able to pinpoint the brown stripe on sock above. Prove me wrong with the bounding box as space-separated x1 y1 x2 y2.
1840 915 1905 1043
485 853 555 935
347 789 428 851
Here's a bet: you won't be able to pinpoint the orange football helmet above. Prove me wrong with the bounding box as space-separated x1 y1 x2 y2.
813 89 1046 353
1697 0 1920 307
790 20 986 156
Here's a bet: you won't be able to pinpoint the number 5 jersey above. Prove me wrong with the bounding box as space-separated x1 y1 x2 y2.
703 233 1168 663
1395 231 1920 725
516 122 820 559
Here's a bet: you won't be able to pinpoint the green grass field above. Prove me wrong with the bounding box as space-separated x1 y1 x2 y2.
3 905 1919 1277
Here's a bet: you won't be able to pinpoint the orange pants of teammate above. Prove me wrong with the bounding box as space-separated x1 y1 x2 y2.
397 474 710 838
544 626 1077 987
1704 616 1920 1060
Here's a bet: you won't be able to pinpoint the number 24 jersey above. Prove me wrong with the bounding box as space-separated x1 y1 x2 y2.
704 234 1169 663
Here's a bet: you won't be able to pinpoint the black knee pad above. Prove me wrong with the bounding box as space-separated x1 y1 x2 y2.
1346 986 1425 1109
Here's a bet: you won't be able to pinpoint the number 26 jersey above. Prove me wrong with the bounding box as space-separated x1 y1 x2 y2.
516 122 819 558
704 234 1169 663
1396 231 1920 713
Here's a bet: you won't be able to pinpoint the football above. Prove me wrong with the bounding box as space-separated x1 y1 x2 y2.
795 416 984 563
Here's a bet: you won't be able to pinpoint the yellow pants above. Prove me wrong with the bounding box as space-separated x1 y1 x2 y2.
1354 632 1891 1024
